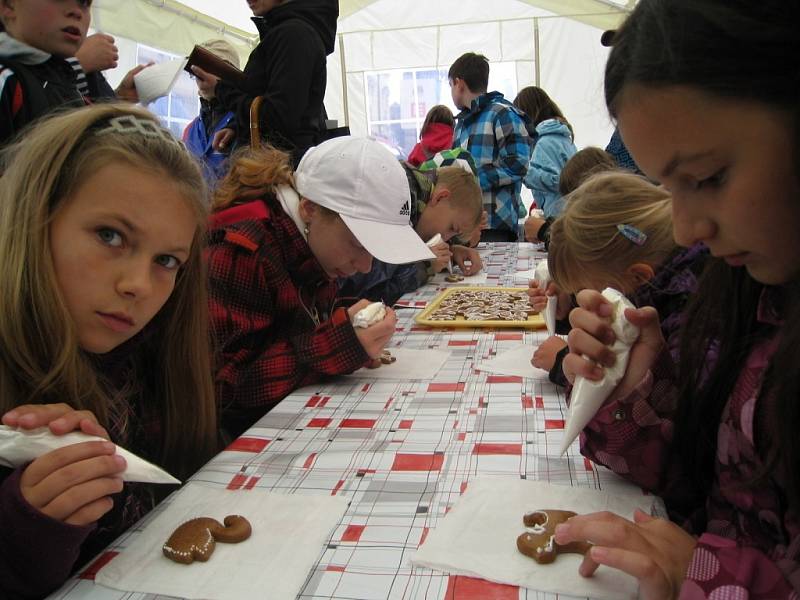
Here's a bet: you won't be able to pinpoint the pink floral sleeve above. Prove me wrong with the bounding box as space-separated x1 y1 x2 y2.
680 534 797 599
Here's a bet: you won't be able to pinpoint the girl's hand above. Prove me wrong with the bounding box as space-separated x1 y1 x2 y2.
2 405 123 526
352 306 398 359
532 336 567 371
524 216 546 242
562 290 664 399
452 245 482 276
20 441 126 526
3 403 109 439
213 128 235 151
528 281 572 319
554 510 696 600
430 241 452 273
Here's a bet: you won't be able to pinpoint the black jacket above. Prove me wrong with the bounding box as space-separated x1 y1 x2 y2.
0 33 85 147
215 0 338 164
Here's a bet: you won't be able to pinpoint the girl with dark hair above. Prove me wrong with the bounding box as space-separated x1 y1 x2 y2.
513 86 576 218
407 104 455 167
554 0 800 597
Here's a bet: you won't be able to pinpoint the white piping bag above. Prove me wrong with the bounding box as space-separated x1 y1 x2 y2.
0 425 180 484
533 259 557 336
559 288 640 455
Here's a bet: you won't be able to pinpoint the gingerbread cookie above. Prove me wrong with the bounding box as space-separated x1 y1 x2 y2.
445 273 464 283
163 515 252 564
366 349 396 369
516 510 591 564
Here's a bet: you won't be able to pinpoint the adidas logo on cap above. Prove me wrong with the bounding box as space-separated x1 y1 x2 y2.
399 200 410 217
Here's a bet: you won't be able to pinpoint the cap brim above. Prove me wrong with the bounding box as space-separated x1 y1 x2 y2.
341 215 436 264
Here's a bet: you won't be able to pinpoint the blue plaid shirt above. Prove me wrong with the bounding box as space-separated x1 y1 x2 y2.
453 91 533 233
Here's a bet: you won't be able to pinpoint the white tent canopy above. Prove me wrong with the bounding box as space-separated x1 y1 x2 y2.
93 0 631 152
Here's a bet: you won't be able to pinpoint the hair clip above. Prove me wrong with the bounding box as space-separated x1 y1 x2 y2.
616 223 647 246
94 115 181 146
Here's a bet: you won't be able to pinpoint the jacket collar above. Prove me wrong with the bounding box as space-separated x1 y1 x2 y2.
0 32 51 65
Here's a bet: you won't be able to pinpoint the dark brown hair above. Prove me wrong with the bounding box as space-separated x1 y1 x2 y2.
513 86 574 139
448 53 489 94
605 0 800 512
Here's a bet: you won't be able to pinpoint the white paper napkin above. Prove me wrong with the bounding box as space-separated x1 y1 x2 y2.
95 482 348 600
134 58 188 104
342 347 450 380
0 425 179 484
412 477 652 600
474 345 549 380
533 259 557 336
560 288 640 455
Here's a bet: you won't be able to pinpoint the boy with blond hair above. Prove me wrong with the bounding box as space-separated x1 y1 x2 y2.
338 164 483 304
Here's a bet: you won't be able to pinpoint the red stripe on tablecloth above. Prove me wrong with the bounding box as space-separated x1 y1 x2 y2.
341 524 365 542
340 419 376 428
444 575 519 600
225 437 270 453
427 383 465 392
79 551 119 580
494 333 523 341
227 473 247 490
391 453 444 471
487 375 523 384
472 443 522 455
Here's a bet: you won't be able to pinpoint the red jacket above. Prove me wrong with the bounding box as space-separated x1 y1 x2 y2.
207 196 370 438
407 122 454 166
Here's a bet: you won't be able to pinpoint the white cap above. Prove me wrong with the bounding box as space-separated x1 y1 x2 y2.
295 136 435 264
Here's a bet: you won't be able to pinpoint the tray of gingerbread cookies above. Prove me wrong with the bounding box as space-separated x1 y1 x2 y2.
414 287 546 329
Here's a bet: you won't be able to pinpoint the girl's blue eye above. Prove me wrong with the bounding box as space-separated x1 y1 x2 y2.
156 255 181 270
98 228 123 247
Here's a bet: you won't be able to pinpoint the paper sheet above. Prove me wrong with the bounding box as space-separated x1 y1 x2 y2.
474 345 549 380
343 347 450 380
134 58 188 104
512 268 538 282
96 482 348 600
412 477 652 600
0 425 179 484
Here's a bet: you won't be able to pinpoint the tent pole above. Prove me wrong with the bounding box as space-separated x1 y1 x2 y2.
534 18 540 86
339 33 349 127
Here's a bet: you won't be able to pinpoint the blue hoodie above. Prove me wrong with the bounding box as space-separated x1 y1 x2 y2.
523 118 576 218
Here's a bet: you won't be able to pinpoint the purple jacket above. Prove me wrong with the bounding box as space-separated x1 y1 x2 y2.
580 286 798 597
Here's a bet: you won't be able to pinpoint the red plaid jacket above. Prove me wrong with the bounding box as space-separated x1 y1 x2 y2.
207 195 370 438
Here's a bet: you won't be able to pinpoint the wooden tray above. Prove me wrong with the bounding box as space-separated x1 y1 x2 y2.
414 287 545 329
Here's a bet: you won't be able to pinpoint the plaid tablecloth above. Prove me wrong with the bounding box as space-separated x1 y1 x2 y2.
49 243 646 600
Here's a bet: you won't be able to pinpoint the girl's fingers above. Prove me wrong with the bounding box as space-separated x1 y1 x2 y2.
22 446 124 507
42 476 124 522
568 308 615 346
64 496 116 527
48 411 103 436
584 546 672 600
20 441 116 488
562 353 603 383
567 328 616 368
575 289 613 316
5 403 74 429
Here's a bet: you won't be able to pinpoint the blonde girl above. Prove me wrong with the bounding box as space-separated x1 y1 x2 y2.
531 171 707 384
0 104 217 598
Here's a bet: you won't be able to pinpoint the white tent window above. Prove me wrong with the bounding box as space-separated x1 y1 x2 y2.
362 62 520 158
